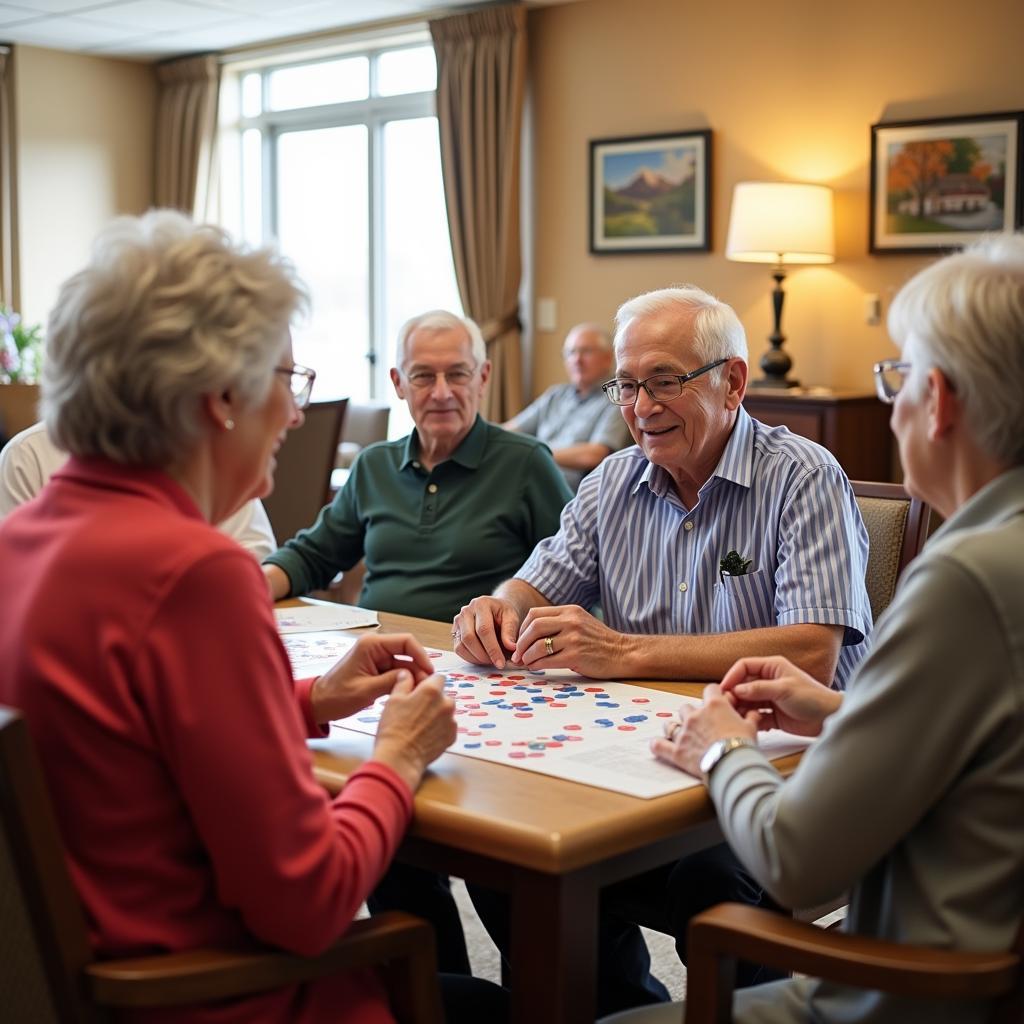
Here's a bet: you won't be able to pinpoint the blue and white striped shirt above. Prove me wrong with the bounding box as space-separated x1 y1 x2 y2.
516 408 872 687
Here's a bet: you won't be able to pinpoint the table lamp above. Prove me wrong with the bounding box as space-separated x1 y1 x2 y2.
725 181 835 388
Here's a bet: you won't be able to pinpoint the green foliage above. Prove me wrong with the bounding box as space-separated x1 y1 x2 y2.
0 307 44 384
719 550 752 577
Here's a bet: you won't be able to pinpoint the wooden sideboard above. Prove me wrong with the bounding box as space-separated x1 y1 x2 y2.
742 389 895 483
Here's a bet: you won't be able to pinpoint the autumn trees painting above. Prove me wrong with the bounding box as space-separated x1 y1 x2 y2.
871 114 1022 252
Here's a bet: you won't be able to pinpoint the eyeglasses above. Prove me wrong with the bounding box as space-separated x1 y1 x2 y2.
273 363 316 409
873 359 912 405
601 358 729 406
403 368 476 390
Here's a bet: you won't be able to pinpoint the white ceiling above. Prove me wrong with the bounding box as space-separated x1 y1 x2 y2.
0 0 492 62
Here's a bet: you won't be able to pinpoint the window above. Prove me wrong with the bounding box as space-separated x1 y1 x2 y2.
220 40 462 437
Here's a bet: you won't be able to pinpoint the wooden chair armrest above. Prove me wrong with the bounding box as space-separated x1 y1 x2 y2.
87 911 438 1011
686 904 1019 1024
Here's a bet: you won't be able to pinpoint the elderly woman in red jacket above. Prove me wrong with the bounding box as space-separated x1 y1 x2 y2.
0 210 498 1023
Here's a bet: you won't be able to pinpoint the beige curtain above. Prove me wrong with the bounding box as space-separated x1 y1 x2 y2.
155 54 220 218
0 45 19 309
430 5 527 422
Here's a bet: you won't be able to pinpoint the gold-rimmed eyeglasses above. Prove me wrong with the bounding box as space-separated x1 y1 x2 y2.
273 363 316 409
873 359 912 405
601 358 728 406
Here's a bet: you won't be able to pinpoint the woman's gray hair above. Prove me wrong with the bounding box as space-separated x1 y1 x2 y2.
41 209 305 467
394 309 486 367
887 233 1024 466
614 286 748 381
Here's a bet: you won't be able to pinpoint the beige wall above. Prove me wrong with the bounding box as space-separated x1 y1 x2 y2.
527 0 1024 396
15 46 155 327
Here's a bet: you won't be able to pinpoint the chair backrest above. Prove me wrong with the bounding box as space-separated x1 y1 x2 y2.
0 706 105 1023
852 480 931 621
263 399 348 545
336 401 390 469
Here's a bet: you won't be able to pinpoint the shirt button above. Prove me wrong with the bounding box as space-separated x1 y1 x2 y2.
684 521 694 532
678 582 688 593
427 483 438 494
412 461 421 469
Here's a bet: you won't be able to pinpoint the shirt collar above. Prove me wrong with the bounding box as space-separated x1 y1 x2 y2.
630 407 752 498
928 465 1024 544
54 456 205 520
400 413 488 471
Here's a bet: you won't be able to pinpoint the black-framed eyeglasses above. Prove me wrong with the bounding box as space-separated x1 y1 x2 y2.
873 359 912 405
403 368 477 390
601 358 729 407
274 363 316 409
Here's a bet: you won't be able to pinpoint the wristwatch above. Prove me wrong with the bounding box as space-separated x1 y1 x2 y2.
699 736 755 785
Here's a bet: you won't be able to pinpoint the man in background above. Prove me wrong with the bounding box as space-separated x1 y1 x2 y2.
505 322 632 490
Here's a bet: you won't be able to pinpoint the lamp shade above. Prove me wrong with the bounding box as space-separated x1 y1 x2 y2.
725 182 835 265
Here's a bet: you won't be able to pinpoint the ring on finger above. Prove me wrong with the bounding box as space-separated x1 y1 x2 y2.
451 629 461 641
544 636 555 656
663 719 682 742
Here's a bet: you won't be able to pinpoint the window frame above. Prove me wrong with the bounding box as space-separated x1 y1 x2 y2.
224 38 447 403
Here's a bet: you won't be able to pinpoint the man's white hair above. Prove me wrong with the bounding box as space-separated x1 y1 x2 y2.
887 233 1024 466
614 286 747 382
394 310 486 367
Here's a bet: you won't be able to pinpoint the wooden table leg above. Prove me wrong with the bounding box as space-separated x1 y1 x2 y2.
509 866 599 1024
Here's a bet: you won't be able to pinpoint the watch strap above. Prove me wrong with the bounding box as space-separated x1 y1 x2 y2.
700 735 755 785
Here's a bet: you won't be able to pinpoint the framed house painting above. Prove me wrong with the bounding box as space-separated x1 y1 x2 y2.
870 111 1023 253
589 130 711 254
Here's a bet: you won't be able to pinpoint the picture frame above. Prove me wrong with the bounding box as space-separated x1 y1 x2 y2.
869 111 1023 253
589 130 711 254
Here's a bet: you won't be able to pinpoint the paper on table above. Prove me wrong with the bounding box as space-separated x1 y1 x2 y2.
275 603 379 634
329 648 812 799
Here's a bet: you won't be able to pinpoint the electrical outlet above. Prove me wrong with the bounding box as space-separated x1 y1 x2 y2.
864 293 881 326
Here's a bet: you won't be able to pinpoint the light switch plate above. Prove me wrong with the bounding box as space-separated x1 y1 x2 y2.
536 297 557 332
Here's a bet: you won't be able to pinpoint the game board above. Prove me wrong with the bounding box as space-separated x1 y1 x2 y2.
330 647 811 799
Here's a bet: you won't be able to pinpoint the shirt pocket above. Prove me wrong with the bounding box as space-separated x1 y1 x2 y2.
712 568 775 633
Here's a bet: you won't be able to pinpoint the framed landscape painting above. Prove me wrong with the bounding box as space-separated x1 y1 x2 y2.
870 112 1023 253
589 130 711 254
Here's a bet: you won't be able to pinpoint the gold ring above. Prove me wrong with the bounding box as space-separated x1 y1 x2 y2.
664 720 681 742
544 636 554 656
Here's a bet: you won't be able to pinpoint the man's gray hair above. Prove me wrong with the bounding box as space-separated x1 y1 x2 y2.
888 233 1024 466
614 286 748 380
41 209 305 468
564 323 612 352
395 309 486 367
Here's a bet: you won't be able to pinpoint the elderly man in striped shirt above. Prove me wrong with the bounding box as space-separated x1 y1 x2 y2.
452 284 872 1014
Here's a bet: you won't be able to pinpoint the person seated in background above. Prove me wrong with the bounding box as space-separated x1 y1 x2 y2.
454 284 872 1016
0 420 277 557
608 234 1024 1024
263 308 572 622
504 322 633 491
263 307 572 978
0 210 505 1024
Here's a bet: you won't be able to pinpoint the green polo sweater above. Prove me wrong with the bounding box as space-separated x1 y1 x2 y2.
265 415 573 622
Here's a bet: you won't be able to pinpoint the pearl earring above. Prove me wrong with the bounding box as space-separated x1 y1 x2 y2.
224 418 235 431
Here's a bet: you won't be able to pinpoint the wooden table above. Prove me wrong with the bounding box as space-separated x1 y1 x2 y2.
306 610 800 1024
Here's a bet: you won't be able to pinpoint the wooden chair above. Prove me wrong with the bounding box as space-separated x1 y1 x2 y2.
263 398 348 545
685 902 1024 1023
0 705 443 1023
852 480 931 621
336 401 391 469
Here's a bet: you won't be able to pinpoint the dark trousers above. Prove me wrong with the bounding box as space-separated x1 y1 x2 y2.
439 973 508 1023
368 862 471 975
468 842 784 1017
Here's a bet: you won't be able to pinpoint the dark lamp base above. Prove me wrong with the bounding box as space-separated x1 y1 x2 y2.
749 376 800 389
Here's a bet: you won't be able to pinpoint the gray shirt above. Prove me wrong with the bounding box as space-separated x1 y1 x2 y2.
507 383 633 491
714 466 1024 1024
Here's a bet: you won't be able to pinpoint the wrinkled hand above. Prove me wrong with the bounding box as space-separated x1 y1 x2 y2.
719 656 841 737
310 633 435 723
511 605 629 677
452 596 522 668
649 684 759 779
372 673 456 792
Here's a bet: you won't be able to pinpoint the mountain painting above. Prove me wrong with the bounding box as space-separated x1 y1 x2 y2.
590 132 710 253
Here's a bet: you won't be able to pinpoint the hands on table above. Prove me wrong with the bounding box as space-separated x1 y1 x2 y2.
311 633 456 793
452 597 631 678
651 655 841 780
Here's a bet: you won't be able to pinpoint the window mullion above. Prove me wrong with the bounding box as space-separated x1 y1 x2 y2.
368 115 386 400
